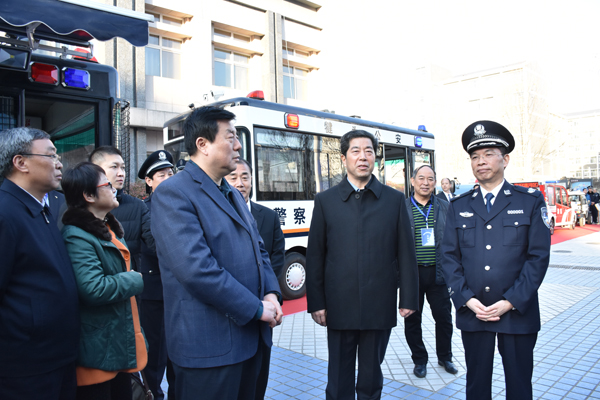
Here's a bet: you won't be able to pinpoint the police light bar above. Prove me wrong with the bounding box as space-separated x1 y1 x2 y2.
30 63 59 85
0 44 31 71
285 113 299 129
62 67 90 90
415 137 423 148
247 90 265 100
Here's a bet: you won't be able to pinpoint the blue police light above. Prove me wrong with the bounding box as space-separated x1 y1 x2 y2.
415 137 423 148
418 125 427 132
62 68 90 90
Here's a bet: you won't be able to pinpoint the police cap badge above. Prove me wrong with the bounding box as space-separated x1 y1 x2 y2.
461 120 515 154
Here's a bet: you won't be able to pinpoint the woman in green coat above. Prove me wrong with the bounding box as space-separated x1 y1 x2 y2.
61 162 146 400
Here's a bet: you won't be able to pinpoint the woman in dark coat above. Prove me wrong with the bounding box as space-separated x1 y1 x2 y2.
61 162 146 400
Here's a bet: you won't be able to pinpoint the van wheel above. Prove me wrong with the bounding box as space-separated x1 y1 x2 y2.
549 219 555 235
278 252 306 300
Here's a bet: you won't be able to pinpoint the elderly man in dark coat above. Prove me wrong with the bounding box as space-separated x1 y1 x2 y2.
0 127 79 400
306 129 419 400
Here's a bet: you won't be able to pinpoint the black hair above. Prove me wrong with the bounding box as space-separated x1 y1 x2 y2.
62 162 106 209
183 106 236 156
412 165 436 179
236 158 252 174
89 146 123 164
340 130 378 157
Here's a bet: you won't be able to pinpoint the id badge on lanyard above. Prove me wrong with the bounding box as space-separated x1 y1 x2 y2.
411 197 435 247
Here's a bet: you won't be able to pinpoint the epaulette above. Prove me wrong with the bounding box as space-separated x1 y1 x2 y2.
451 189 474 202
512 185 542 197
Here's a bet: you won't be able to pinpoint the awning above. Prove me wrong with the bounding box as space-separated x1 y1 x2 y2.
0 0 152 47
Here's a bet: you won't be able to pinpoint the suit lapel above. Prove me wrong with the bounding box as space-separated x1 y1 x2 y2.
187 161 250 233
470 182 512 222
251 202 265 232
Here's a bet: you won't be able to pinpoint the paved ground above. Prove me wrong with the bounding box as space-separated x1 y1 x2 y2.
162 231 600 399
266 232 600 399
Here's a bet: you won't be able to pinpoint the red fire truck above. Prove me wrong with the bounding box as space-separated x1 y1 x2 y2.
513 182 577 234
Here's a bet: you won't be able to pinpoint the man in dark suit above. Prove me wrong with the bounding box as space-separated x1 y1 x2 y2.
436 177 454 202
441 120 551 400
404 165 456 379
225 158 285 399
151 106 282 400
138 150 175 400
0 127 79 400
306 130 419 400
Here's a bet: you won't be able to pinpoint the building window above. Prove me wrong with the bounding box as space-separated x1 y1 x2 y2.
213 48 249 90
146 34 182 79
283 66 308 100
214 28 251 43
283 48 309 59
147 12 183 27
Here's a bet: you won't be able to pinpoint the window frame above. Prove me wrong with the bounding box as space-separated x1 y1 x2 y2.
213 47 251 90
146 33 183 80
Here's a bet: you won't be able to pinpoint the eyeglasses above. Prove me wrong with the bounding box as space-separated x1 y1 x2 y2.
20 153 62 164
97 181 113 189
470 152 503 162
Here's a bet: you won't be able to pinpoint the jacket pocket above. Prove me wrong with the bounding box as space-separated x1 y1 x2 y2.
503 217 531 245
456 219 476 248
176 300 232 358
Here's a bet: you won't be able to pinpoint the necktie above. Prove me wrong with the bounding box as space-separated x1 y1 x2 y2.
485 193 494 213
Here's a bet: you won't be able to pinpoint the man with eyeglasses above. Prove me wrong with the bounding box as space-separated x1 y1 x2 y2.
441 121 551 400
0 127 79 399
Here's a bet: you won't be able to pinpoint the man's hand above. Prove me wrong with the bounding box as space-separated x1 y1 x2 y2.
484 299 513 320
466 298 512 322
264 293 283 326
311 309 327 326
260 301 278 328
399 308 416 318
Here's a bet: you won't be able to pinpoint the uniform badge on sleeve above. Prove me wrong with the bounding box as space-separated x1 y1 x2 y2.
541 207 550 229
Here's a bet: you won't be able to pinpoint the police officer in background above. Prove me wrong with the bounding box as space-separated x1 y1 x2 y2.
138 150 175 400
441 121 551 400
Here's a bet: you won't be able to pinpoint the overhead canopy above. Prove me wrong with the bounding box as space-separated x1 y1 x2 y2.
0 0 152 47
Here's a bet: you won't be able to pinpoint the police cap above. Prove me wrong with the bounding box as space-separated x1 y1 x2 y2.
461 120 515 154
138 150 174 179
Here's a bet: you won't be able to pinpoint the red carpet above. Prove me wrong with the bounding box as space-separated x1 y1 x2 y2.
282 295 307 316
551 223 600 245
280 225 600 317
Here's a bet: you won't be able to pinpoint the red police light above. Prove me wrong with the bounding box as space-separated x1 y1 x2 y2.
30 62 59 85
285 113 299 129
247 90 265 100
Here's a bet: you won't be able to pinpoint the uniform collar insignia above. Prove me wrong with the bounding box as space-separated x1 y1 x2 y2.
459 212 474 218
528 188 536 193
504 189 511 196
472 191 478 198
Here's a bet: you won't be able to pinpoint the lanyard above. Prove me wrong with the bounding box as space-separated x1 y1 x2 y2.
411 197 432 229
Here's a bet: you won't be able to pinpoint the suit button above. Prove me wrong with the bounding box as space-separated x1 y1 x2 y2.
487 225 492 230
486 245 491 250
485 286 490 292
149 270 154 273
514 222 519 226
463 224 466 228
355 193 360 199
485 266 490 271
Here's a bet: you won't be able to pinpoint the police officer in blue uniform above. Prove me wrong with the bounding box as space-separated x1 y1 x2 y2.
138 150 176 400
441 121 551 400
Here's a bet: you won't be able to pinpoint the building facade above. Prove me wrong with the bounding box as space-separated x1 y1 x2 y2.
93 0 323 182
